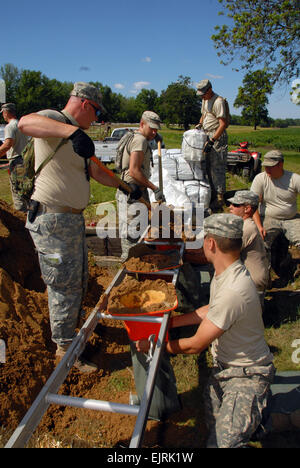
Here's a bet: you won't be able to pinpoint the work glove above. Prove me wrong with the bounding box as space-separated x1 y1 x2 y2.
68 128 95 159
155 133 163 143
119 183 142 202
203 138 215 154
154 187 166 203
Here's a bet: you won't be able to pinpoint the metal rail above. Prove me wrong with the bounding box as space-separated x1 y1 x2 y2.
5 239 184 449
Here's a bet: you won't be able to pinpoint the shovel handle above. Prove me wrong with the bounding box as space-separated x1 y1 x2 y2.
157 141 163 193
90 156 152 210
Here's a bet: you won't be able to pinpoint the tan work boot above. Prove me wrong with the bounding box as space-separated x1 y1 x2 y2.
55 344 98 373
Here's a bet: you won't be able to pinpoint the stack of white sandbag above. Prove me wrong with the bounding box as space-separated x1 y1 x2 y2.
149 129 211 209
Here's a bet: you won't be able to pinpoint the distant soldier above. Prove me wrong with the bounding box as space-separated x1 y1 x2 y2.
196 79 229 210
251 150 300 250
251 150 300 277
228 190 269 305
0 103 28 211
116 111 165 259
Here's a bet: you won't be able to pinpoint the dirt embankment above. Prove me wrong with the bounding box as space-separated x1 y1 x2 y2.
0 201 137 446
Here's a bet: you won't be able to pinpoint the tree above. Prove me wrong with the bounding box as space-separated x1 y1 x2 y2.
135 89 158 115
212 0 300 86
159 76 201 130
234 70 273 129
0 63 21 103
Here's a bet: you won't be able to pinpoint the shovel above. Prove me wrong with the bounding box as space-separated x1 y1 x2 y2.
157 140 163 195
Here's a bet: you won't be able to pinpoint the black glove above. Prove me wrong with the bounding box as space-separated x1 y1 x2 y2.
119 183 142 201
68 128 95 159
203 138 215 154
154 187 166 203
155 133 163 143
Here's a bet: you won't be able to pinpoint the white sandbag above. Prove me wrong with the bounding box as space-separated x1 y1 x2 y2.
181 129 207 162
183 180 211 209
152 150 204 181
149 168 190 207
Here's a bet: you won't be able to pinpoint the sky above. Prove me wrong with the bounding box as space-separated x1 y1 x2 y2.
1 0 299 119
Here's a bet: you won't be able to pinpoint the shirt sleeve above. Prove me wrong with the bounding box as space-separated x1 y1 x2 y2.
207 289 244 331
250 173 264 197
4 122 16 140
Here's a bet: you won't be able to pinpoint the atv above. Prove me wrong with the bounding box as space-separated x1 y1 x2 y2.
227 141 262 181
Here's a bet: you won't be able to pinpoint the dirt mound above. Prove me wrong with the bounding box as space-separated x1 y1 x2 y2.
0 201 130 443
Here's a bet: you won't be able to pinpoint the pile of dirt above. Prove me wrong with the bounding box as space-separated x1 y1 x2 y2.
124 252 181 272
0 201 132 445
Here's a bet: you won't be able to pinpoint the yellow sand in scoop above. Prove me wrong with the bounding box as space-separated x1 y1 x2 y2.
119 290 166 309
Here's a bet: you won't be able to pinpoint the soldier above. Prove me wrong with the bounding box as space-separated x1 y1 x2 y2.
136 213 274 448
0 103 28 211
18 82 125 372
196 79 229 210
116 110 165 260
228 190 269 305
251 150 300 255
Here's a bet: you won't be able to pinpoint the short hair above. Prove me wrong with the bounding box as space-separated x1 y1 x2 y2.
206 234 242 253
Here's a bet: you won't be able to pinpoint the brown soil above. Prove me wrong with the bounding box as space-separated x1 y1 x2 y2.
124 252 181 272
0 200 194 449
107 275 177 315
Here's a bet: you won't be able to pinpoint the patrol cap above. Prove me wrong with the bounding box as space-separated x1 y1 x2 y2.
196 79 212 96
141 111 162 129
70 82 105 111
0 103 16 113
262 150 284 167
227 190 259 207
204 213 244 239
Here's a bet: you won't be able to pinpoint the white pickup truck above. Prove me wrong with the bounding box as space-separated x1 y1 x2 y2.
95 127 164 164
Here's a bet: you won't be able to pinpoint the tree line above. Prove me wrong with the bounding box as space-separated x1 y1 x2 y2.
1 64 299 130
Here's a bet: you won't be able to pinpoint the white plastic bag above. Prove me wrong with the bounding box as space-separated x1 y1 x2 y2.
181 129 207 162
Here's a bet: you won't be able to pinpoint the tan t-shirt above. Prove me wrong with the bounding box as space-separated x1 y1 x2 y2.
4 119 28 160
201 94 227 133
251 170 300 220
241 218 269 291
32 110 90 210
207 260 273 367
122 131 152 185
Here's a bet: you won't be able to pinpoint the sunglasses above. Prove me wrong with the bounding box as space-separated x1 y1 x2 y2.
230 203 244 208
88 102 102 118
82 99 102 119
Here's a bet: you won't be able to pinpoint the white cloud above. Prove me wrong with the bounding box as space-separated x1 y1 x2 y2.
130 81 151 94
114 83 125 89
206 74 224 79
142 56 152 63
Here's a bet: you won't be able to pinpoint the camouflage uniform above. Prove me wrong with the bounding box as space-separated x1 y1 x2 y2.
203 214 274 448
206 130 228 197
263 214 300 250
26 212 88 346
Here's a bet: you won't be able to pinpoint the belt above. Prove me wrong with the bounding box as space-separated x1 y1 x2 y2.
38 203 83 214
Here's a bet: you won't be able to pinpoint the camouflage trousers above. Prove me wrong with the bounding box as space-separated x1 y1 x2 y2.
26 211 88 346
263 214 300 250
116 189 150 260
206 131 228 197
8 158 27 212
204 362 275 448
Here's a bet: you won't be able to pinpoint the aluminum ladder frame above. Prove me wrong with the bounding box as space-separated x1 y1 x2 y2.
5 241 184 449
